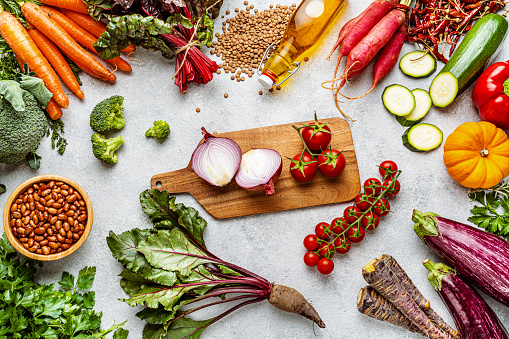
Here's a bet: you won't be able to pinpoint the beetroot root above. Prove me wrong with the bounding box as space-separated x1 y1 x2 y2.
268 284 325 328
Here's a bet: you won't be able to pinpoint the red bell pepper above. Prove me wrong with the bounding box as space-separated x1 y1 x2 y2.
472 61 509 130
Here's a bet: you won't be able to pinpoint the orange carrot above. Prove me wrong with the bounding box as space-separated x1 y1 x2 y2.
28 25 84 99
0 10 69 108
39 0 88 14
61 9 136 53
39 6 132 72
21 2 116 83
14 53 63 120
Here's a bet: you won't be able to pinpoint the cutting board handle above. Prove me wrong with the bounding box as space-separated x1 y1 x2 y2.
150 167 198 194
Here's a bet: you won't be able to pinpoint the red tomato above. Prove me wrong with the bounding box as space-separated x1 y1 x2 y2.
354 193 374 211
379 160 398 179
301 123 332 151
383 178 401 197
373 199 391 216
290 152 318 182
330 217 348 234
318 243 335 258
361 212 380 231
317 149 346 177
303 251 320 267
317 258 334 275
347 225 366 243
364 178 382 196
303 234 319 251
334 236 351 254
315 222 332 240
343 206 362 224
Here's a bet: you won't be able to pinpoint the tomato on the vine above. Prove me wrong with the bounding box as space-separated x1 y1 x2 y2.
343 206 362 224
330 217 348 234
361 212 380 231
334 236 351 254
318 243 334 258
317 149 346 177
383 178 401 197
317 258 334 275
315 222 332 240
379 160 398 179
303 251 320 267
364 178 382 196
289 152 318 182
347 225 365 243
373 199 390 216
354 193 374 211
303 234 319 251
301 122 332 151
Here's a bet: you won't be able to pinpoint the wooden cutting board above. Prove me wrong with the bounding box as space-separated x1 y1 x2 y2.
151 118 360 219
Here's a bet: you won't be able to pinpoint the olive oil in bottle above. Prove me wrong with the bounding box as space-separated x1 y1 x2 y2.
258 0 346 88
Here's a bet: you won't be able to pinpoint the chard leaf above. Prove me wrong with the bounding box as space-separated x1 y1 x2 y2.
120 278 160 297
122 285 189 310
138 229 213 276
142 315 212 339
136 306 174 325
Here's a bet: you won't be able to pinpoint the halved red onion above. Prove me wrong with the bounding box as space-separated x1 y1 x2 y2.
191 128 242 187
235 149 282 195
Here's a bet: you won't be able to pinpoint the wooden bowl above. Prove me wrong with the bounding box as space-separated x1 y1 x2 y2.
3 175 93 261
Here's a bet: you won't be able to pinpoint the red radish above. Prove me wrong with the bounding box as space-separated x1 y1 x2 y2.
340 8 407 89
342 23 406 100
327 16 360 61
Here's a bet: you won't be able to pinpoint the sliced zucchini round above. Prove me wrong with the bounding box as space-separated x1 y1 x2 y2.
382 85 416 116
399 51 436 78
429 72 458 108
395 89 432 127
402 123 443 152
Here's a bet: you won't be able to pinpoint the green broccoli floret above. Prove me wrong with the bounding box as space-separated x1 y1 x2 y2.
90 95 125 133
0 91 47 165
145 120 170 142
91 133 124 165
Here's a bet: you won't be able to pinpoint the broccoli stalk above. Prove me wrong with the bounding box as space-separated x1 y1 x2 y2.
91 133 124 165
145 120 170 142
90 95 126 133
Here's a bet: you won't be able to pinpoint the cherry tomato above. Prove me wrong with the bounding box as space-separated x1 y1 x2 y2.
343 206 362 224
315 222 332 240
364 178 382 196
303 251 320 267
361 212 380 231
318 243 335 258
317 149 346 177
334 236 351 254
373 199 391 216
303 234 319 251
379 160 398 179
354 193 374 211
301 123 332 151
383 178 401 197
317 258 334 275
330 217 348 234
347 225 365 243
290 152 318 182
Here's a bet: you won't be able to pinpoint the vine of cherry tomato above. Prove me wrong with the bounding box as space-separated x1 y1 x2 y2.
302 160 402 275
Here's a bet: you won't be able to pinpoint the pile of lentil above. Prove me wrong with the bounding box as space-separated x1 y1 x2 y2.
9 180 88 255
210 1 297 82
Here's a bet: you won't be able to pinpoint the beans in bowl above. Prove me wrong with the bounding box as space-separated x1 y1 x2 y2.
9 180 87 255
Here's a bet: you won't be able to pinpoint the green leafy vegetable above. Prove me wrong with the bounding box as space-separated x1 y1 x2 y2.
468 180 509 238
46 118 67 155
26 152 41 169
0 184 5 194
0 234 128 338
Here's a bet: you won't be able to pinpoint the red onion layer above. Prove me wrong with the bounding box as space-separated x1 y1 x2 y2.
191 129 242 187
235 149 282 195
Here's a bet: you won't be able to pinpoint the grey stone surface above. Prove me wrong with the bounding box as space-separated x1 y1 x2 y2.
1 0 509 338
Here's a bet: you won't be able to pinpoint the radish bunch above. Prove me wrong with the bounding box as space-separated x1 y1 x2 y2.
302 161 402 275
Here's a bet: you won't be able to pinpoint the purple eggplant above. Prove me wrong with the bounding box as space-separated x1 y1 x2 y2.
423 259 509 339
413 210 509 307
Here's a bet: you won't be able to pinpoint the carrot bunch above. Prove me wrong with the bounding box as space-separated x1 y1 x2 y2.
0 0 135 119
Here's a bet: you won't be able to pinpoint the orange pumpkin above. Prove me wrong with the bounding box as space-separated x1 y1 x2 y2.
443 121 509 188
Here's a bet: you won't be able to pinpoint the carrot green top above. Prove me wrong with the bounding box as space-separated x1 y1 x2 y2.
423 259 456 291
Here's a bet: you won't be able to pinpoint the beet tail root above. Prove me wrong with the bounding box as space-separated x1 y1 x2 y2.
268 284 325 328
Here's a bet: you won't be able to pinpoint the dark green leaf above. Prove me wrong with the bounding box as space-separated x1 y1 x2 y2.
142 315 212 339
0 307 13 326
136 306 175 325
58 271 75 291
26 152 41 170
0 185 5 194
112 327 129 339
76 266 96 290
38 296 65 318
